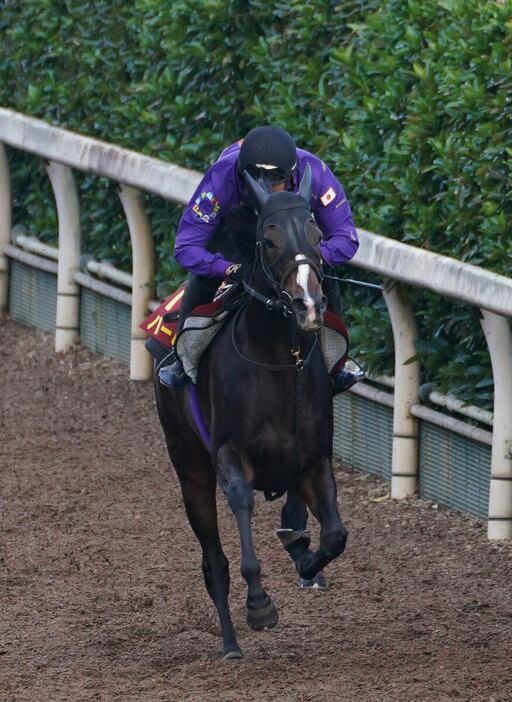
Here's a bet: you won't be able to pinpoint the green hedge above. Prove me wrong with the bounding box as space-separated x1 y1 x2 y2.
1 0 511 408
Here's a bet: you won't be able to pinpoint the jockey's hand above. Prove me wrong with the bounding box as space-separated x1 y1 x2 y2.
225 263 247 284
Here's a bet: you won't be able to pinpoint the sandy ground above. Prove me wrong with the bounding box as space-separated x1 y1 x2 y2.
1 317 511 702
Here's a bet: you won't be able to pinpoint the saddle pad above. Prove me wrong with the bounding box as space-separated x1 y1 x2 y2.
139 284 225 350
140 288 349 380
176 309 230 383
139 284 184 348
139 284 232 383
321 311 349 372
175 309 349 382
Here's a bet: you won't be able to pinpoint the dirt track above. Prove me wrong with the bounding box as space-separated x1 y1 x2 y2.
1 317 512 702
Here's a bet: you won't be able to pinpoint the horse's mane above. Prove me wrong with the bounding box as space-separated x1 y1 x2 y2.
207 205 257 265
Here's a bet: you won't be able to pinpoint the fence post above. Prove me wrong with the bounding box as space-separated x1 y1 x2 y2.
118 185 154 381
0 143 11 314
46 162 81 352
480 310 512 540
383 282 420 498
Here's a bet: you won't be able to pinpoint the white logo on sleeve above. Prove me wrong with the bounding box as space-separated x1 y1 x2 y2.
320 187 336 207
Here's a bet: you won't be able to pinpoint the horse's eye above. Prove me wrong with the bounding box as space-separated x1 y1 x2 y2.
263 224 286 256
305 219 322 247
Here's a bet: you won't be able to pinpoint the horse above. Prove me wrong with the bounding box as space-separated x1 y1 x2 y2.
154 165 348 659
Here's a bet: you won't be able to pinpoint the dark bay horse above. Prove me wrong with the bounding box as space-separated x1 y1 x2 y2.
154 166 348 659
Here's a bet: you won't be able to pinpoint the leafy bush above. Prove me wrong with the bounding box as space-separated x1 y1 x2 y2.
1 0 511 407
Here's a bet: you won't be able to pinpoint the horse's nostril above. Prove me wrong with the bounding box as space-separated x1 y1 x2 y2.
291 299 308 317
320 295 328 313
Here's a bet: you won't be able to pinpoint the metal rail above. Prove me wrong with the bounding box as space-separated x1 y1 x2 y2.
1 107 511 540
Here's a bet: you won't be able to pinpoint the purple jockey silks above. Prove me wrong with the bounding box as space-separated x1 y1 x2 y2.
174 141 359 279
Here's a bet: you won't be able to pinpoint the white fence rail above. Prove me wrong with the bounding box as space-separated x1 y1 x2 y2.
1 107 511 539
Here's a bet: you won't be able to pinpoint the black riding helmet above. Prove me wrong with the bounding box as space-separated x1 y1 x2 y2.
238 126 297 192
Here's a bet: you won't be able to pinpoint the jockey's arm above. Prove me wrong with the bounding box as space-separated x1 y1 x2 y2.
311 161 359 266
174 159 238 278
174 220 232 278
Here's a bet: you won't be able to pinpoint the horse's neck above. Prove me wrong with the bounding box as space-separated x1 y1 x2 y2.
241 293 310 366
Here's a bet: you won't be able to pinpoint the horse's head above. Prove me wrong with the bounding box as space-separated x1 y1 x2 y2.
244 164 326 332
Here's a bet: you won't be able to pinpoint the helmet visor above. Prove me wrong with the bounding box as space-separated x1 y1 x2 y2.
246 164 289 189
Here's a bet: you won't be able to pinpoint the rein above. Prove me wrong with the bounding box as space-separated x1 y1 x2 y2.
241 279 293 316
230 305 318 371
323 274 384 292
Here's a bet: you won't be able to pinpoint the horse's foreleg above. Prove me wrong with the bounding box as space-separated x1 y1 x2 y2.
279 491 327 588
178 474 242 659
217 444 278 631
295 460 348 581
163 425 242 660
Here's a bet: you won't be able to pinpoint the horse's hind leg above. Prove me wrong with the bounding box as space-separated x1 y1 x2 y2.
295 459 348 581
217 444 278 631
165 437 242 660
279 490 327 589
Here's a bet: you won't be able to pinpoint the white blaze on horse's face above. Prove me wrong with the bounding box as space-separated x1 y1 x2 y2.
289 254 324 332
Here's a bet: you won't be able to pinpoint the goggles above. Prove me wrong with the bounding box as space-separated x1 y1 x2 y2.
245 164 290 186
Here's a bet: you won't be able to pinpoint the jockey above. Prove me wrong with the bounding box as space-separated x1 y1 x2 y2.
159 126 364 393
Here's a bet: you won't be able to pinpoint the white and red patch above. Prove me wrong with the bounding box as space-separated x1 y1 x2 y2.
320 187 336 207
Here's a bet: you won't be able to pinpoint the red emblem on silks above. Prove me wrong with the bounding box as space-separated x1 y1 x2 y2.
139 284 186 349
320 186 336 206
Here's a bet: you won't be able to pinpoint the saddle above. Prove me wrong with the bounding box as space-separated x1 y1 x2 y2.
140 283 349 382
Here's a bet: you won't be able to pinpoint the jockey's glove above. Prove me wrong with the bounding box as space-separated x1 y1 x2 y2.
225 262 248 284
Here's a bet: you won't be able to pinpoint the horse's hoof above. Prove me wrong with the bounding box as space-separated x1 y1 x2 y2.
247 600 278 631
222 649 243 661
298 571 328 589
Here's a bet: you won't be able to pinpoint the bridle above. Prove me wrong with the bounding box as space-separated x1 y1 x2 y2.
231 215 322 370
242 201 324 318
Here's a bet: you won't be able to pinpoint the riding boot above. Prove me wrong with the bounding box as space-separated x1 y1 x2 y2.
331 367 365 394
159 274 221 389
323 269 364 395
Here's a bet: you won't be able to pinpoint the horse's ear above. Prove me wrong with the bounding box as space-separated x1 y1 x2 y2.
298 163 312 204
243 170 270 212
